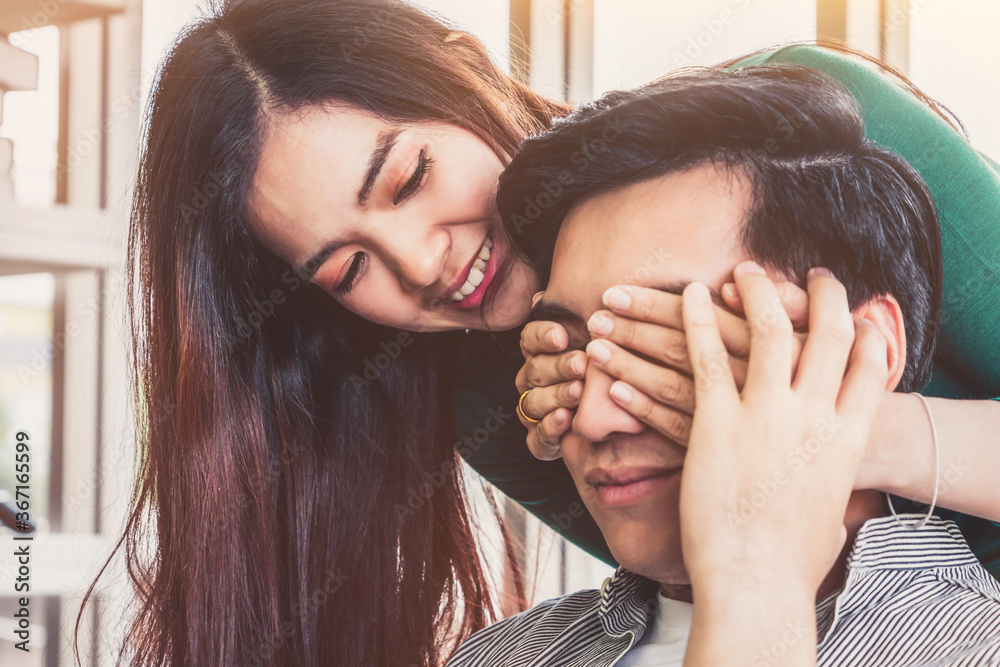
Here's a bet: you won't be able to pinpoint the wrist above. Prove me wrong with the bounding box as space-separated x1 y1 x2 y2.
855 392 925 495
689 580 818 666
692 564 816 609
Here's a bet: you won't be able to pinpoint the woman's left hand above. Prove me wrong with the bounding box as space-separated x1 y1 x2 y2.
586 280 809 443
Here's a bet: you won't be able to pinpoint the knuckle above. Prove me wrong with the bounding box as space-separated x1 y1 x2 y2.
662 331 688 365
616 317 637 347
675 414 692 442
824 320 856 348
636 292 657 321
750 302 793 338
560 381 580 406
537 430 562 458
633 396 654 421
525 363 545 389
663 411 687 440
654 373 682 404
695 350 730 381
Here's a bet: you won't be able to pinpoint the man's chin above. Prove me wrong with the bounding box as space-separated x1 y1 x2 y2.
601 526 687 586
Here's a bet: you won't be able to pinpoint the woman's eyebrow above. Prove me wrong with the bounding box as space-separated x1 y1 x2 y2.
357 128 403 206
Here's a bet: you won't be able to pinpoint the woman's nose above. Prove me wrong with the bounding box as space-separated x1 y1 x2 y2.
381 222 450 293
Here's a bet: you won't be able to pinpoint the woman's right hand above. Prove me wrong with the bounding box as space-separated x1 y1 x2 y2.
515 292 588 460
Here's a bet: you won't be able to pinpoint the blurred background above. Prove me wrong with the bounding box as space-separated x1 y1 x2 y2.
0 0 997 664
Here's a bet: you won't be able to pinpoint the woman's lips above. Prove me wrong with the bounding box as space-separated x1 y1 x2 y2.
586 466 681 507
443 232 500 311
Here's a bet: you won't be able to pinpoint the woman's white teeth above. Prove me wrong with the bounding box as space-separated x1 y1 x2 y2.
448 235 493 302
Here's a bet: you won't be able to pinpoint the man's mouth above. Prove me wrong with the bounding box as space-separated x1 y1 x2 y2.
585 466 681 507
440 231 496 310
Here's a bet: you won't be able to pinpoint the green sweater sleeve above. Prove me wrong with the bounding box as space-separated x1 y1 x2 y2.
732 45 1000 577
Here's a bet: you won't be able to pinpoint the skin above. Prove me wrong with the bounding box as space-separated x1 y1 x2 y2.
539 163 902 602
247 103 537 332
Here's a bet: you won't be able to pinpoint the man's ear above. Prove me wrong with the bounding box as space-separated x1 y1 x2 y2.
852 294 906 391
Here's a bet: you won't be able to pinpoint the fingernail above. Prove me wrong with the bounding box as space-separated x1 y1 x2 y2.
547 330 560 347
603 286 631 310
610 382 633 404
721 283 739 300
568 381 582 399
588 312 613 336
532 291 545 308
808 267 835 281
587 340 611 364
686 282 710 304
737 261 766 275
568 355 582 375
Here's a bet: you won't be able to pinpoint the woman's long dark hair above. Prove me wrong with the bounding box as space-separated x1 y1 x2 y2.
73 0 567 665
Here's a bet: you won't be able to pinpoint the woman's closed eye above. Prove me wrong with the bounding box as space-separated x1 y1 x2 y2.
335 253 365 296
393 148 433 205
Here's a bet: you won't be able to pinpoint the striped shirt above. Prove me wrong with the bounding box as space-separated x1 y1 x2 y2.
447 514 1000 666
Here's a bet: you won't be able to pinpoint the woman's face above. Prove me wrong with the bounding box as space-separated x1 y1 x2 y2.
247 104 538 332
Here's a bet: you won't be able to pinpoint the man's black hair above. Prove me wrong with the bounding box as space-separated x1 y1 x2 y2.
497 65 942 392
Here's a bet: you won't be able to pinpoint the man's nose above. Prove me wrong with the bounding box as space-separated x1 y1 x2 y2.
571 358 645 443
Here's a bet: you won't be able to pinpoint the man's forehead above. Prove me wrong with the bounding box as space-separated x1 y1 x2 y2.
535 163 748 333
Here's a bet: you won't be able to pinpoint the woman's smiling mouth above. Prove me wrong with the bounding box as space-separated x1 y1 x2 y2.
441 231 498 310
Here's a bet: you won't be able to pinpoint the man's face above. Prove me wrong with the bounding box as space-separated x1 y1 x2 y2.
541 162 755 584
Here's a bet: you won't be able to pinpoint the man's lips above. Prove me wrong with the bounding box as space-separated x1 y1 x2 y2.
585 466 681 507
585 466 679 487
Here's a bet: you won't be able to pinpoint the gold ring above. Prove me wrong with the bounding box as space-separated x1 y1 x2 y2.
517 388 541 424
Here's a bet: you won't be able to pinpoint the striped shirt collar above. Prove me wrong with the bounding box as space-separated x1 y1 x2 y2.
844 513 980 570
598 514 986 631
